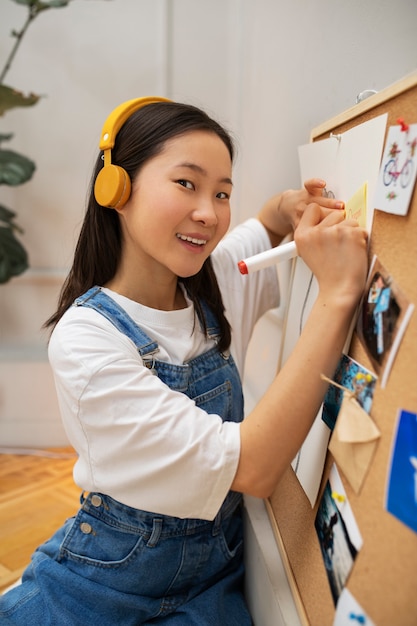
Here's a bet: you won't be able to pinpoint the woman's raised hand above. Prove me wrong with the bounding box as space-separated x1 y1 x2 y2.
294 202 369 307
258 178 345 245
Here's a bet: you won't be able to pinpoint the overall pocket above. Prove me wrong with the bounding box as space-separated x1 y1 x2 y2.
58 508 190 598
193 380 233 417
60 509 145 568
217 505 244 562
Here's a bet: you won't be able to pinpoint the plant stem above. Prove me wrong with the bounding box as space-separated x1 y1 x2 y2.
0 6 38 86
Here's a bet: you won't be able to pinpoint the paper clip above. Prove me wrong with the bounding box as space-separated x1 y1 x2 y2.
349 612 366 624
330 132 342 142
331 491 346 503
397 117 409 132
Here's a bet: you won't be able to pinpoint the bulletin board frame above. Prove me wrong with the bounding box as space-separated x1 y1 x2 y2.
266 71 417 626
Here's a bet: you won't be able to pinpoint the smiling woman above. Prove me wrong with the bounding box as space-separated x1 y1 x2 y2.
46 99 236 350
0 97 368 625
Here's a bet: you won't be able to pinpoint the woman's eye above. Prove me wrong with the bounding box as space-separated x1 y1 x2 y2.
217 191 230 200
177 179 194 190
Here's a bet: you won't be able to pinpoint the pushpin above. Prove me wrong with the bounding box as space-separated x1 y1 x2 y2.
397 117 409 132
349 612 366 624
355 372 373 383
331 491 346 503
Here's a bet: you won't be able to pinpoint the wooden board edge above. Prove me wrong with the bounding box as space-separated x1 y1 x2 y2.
264 498 311 626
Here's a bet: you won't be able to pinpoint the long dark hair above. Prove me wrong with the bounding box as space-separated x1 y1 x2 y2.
44 101 234 352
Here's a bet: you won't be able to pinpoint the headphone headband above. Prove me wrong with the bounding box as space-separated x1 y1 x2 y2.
98 96 171 151
94 95 171 209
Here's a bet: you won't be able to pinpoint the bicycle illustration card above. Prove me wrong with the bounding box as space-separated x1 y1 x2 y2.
374 122 417 216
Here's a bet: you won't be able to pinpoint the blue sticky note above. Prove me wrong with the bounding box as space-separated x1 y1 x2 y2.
386 409 417 533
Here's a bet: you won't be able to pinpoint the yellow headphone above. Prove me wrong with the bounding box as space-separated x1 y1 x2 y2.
94 96 171 209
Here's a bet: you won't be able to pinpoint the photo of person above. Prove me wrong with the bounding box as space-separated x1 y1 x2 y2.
322 353 377 431
362 268 399 364
356 256 414 387
315 465 363 606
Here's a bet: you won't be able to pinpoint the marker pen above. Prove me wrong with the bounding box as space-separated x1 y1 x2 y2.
238 240 298 275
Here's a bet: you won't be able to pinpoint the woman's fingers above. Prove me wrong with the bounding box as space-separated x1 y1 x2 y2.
297 202 345 229
303 178 326 195
303 178 344 211
295 202 368 291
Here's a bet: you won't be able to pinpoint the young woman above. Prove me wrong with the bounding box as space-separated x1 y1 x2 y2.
1 97 368 625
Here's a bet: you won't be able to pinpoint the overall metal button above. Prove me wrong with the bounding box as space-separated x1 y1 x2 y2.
91 494 102 507
80 522 93 534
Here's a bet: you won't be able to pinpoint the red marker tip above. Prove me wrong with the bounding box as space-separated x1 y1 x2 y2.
238 260 248 275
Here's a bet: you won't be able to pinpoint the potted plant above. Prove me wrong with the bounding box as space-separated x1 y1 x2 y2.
0 0 71 284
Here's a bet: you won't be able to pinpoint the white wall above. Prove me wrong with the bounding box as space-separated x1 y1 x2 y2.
0 0 415 443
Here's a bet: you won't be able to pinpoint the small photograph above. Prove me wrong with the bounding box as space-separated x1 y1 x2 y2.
333 588 375 626
356 256 414 388
386 408 417 533
315 464 363 606
322 353 377 431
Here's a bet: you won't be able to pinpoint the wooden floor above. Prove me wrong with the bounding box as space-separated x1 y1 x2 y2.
0 447 79 593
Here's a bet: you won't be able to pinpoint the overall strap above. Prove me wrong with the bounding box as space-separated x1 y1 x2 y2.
198 299 221 341
74 287 222 356
73 287 159 358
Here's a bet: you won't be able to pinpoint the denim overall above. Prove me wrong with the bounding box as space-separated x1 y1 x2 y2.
1 287 252 625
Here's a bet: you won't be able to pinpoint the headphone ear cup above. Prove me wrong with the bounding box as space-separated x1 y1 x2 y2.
94 164 132 209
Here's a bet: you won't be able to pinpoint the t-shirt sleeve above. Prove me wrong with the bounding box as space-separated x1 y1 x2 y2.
212 218 280 374
48 311 241 521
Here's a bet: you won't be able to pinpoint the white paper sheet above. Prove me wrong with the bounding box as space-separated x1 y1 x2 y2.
283 114 388 506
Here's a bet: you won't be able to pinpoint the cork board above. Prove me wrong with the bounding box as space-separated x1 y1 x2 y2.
267 72 417 626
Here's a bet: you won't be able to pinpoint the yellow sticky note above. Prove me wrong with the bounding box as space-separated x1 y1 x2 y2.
345 182 367 229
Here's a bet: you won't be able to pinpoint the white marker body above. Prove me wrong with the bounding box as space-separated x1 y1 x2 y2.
238 240 298 274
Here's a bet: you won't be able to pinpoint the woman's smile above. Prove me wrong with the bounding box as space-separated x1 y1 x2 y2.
176 232 209 248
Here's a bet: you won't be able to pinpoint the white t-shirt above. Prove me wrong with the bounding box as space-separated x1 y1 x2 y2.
48 218 279 520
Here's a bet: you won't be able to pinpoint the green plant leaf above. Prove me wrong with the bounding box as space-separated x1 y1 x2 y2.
0 133 14 144
0 203 24 235
41 0 72 7
0 85 40 116
0 225 29 283
0 203 18 224
12 0 71 10
0 148 36 185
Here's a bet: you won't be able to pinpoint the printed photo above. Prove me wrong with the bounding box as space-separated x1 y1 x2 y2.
322 353 377 431
315 465 363 606
356 256 414 387
333 588 375 626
